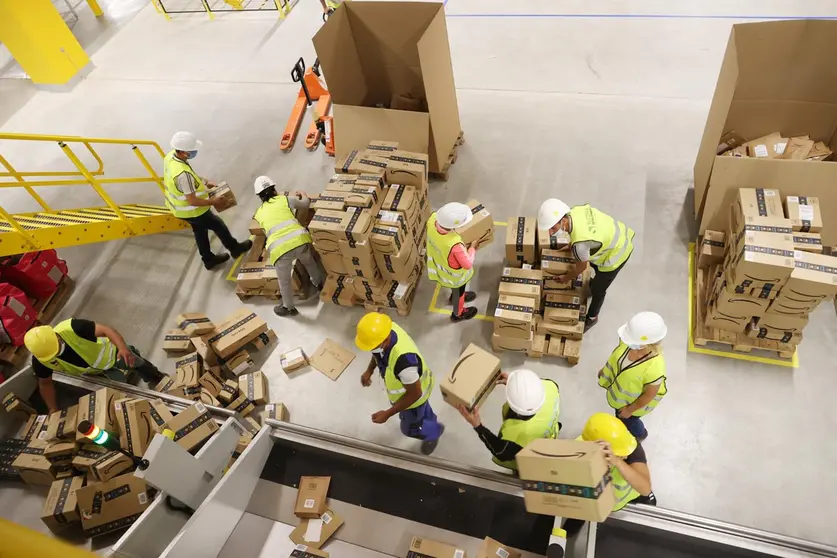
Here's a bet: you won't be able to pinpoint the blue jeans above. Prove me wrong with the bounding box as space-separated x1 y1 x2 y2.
616 409 648 439
399 401 442 441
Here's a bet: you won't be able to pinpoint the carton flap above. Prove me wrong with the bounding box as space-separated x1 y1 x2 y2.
333 104 429 159
313 5 367 106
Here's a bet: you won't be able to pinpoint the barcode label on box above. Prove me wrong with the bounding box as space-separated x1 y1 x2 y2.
788 196 799 202
195 403 206 414
454 550 465 558
502 269 510 276
496 549 509 558
754 144 768 157
522 263 532 270
322 512 332 524
394 283 409 298
774 142 787 154
799 206 814 220
138 492 148 505
304 499 315 508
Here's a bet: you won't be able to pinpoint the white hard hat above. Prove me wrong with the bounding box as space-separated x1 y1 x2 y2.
254 175 276 195
506 369 545 416
171 131 202 151
436 202 473 230
618 312 667 346
538 198 571 231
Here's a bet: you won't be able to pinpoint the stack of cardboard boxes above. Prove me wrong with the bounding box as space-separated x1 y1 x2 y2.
700 188 836 348
236 225 313 301
288 475 344 553
718 130 833 162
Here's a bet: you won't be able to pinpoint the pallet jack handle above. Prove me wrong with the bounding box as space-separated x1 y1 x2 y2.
291 57 313 107
312 57 321 77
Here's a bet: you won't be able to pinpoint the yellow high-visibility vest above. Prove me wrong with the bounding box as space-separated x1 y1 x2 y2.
254 196 311 265
425 214 474 288
493 380 561 470
611 464 641 511
383 323 433 410
598 341 667 417
163 151 210 219
569 205 634 272
37 319 116 376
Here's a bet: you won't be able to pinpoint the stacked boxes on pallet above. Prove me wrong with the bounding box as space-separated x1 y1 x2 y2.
700 188 836 348
309 141 432 316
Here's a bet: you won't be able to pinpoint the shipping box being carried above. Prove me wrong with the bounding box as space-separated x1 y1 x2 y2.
505 216 537 266
440 344 501 412
456 199 493 250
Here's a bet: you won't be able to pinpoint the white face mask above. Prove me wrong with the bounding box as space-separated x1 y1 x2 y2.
371 347 384 354
628 344 644 350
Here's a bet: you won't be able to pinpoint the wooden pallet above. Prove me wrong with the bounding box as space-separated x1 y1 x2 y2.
543 335 581 365
429 131 465 181
692 262 795 360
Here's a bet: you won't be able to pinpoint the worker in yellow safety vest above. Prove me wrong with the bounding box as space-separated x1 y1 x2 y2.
355 312 444 455
24 320 165 414
426 202 479 322
319 0 340 17
457 368 560 471
538 199 635 332
164 131 252 270
562 413 657 538
253 176 324 318
598 311 667 441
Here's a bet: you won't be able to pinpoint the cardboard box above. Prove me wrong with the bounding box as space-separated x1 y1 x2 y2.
44 440 75 464
249 329 277 352
174 352 202 387
316 250 347 276
541 250 577 276
505 216 537 266
371 211 413 256
374 239 419 282
698 231 725 269
327 173 385 197
321 274 358 307
238 370 269 406
176 313 215 336
493 295 536 339
163 329 193 355
491 332 533 353
71 445 109 472
227 393 255 417
382 184 419 223
224 349 254 377
477 538 521 558
218 380 239 405
384 153 428 189
13 440 53 485
2 392 36 415
199 390 220 407
543 267 591 296
732 188 783 228
746 321 803 345
191 333 219 366
237 262 268 290
440 344 501 411
758 311 809 332
350 275 385 303
76 473 150 536
744 132 786 159
45 405 78 441
373 279 416 313
289 509 345 549
243 233 267 263
148 399 174 433
527 331 547 358
771 251 837 310
727 231 794 291
408 537 467 558
260 403 289 423
168 402 219 451
154 375 176 393
705 300 749 333
792 232 823 254
208 308 269 359
340 239 379 279
208 182 237 212
41 475 84 532
713 281 770 319
295 476 330 518
17 413 48 442
114 398 156 458
313 1 460 175
537 228 572 253
456 199 493 249
76 387 125 442
543 293 583 325
516 439 614 522
280 348 308 372
333 151 390 176
308 208 373 251
309 339 356 381
367 140 400 153
784 196 822 233
498 268 542 303
536 316 585 341
312 192 349 212
90 450 134 482
198 370 224 398
289 546 329 558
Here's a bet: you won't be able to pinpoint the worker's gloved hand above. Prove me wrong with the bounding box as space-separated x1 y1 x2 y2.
118 347 136 368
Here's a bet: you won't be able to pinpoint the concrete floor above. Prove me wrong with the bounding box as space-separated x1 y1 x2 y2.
2 0 837 549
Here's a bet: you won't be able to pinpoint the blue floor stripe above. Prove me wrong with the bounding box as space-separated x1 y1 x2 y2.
445 13 837 20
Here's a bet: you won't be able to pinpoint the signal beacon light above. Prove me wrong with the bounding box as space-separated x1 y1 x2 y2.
78 420 109 446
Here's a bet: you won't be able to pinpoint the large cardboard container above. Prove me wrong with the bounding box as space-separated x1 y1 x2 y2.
694 21 837 244
313 1 461 174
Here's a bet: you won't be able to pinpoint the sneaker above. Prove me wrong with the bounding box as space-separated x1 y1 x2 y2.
230 240 253 258
204 253 230 270
420 424 445 455
450 307 478 322
448 291 477 305
273 306 299 317
583 315 599 333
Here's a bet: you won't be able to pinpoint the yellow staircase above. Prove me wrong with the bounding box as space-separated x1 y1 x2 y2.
0 133 189 257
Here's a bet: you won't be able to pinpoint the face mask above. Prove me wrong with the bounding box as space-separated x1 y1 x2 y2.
186 150 198 159
628 344 644 350
371 348 384 354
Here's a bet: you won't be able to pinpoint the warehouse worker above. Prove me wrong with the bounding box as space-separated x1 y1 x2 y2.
598 312 667 440
318 0 340 17
24 320 165 414
562 413 657 538
164 131 252 270
426 202 479 322
355 312 444 455
538 199 635 332
457 368 560 471
253 176 324 318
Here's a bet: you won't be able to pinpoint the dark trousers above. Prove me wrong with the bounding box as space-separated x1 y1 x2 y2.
399 401 443 441
452 284 467 317
563 492 657 537
183 210 240 264
103 346 162 385
616 408 648 439
587 256 630 319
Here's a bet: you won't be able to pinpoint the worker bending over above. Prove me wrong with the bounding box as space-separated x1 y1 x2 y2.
598 312 667 440
164 131 252 270
355 313 444 455
253 176 324 317
563 413 656 537
426 202 479 322
457 368 560 471
24 320 164 414
538 199 635 332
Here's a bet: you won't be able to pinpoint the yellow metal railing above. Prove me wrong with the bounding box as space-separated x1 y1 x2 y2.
0 132 169 243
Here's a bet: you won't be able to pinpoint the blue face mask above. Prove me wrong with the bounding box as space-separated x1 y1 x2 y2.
186 150 198 159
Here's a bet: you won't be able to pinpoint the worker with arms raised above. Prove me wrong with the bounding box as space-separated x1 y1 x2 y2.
24 320 165 414
355 313 444 455
426 202 479 322
457 368 560 471
562 413 657 538
164 131 252 270
538 199 635 332
253 176 324 318
598 311 667 440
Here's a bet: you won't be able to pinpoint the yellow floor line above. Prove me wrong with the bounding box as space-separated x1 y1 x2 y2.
493 220 508 227
225 252 245 282
427 279 495 321
687 243 798 368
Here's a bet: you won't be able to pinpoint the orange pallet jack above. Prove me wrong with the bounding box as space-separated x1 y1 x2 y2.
315 115 335 156
280 58 330 152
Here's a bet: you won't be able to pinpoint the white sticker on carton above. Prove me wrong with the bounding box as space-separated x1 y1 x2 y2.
454 550 465 558
763 190 776 196
746 231 755 241
572 296 580 304
502 269 510 276
799 205 814 221
794 250 807 260
753 144 769 158
38 431 47 440
494 308 503 317
304 519 323 542
284 348 304 362
321 512 332 524
232 361 250 375
266 404 275 413
346 206 357 214
787 196 799 203
138 492 148 505
393 283 409 298
295 545 309 551
304 498 315 508
378 210 401 222
522 263 533 270
478 209 489 217
745 252 754 262
774 142 787 154
195 403 207 414
496 549 510 558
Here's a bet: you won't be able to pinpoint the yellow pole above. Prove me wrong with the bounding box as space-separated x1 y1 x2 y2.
199 0 215 20
86 0 103 16
0 0 90 85
131 145 167 194
0 518 97 558
0 206 38 251
0 154 53 212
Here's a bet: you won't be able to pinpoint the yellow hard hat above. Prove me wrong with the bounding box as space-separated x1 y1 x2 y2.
24 326 60 362
581 413 637 457
355 312 393 351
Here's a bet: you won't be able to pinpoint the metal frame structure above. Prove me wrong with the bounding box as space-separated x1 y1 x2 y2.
151 0 298 20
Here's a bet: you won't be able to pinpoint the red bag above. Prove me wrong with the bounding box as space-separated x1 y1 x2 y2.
0 283 37 347
1 250 68 299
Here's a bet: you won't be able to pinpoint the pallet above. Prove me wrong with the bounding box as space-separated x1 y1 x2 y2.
544 335 581 366
235 286 282 302
692 261 795 360
429 131 465 181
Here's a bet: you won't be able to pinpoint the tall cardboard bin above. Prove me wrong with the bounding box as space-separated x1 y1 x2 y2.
313 1 461 174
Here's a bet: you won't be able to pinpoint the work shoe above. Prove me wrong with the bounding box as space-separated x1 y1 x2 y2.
420 424 445 455
230 240 253 258
448 291 477 304
204 253 230 270
450 307 478 322
274 306 299 317
583 316 599 333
